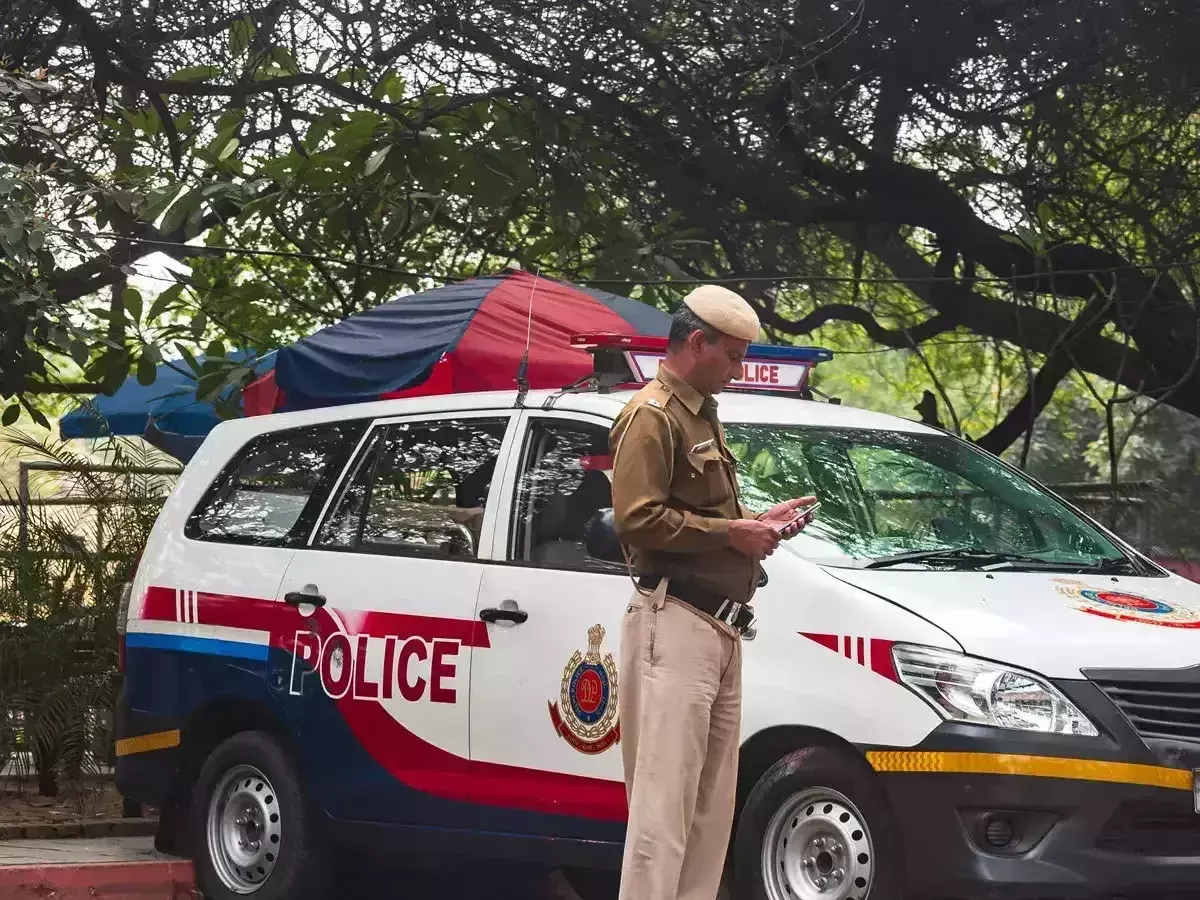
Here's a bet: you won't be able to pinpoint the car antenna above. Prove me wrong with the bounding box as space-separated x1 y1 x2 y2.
514 266 539 408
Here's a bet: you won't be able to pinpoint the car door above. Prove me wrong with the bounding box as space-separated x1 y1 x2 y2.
469 409 629 837
275 410 517 826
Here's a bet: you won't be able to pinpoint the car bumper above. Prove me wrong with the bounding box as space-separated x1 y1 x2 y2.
113 684 181 810
880 768 1199 899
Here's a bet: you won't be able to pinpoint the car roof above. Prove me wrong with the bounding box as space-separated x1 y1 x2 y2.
203 387 943 449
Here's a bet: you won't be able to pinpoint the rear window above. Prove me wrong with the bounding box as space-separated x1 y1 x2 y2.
186 421 366 546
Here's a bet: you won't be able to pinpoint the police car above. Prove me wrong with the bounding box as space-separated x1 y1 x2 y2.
115 335 1200 900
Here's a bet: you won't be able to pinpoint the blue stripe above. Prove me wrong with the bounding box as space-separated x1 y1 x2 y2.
126 632 269 661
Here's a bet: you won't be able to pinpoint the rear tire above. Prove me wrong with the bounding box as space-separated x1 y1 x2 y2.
191 730 329 900
732 746 902 900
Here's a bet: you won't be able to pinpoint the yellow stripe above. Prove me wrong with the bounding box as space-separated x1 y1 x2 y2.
115 729 181 758
866 750 1193 791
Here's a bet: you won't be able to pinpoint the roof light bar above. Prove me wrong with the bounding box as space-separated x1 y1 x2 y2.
569 332 834 396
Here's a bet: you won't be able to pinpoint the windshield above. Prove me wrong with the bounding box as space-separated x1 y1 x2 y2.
725 424 1128 570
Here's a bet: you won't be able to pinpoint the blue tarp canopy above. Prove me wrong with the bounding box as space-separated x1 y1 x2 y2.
59 350 276 446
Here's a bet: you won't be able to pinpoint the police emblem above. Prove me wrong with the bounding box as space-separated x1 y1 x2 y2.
548 624 620 754
1054 578 1200 628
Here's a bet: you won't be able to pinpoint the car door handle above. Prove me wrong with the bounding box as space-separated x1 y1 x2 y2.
479 606 528 625
284 587 326 608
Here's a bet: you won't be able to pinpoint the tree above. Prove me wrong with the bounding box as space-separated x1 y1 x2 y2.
4 0 1200 458
425 0 1200 451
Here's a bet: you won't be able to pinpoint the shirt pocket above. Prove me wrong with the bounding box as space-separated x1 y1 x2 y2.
681 444 729 508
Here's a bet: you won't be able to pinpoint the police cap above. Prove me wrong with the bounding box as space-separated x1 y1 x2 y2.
682 285 760 342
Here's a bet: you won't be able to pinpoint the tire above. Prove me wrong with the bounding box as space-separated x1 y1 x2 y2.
732 746 902 900
191 730 330 900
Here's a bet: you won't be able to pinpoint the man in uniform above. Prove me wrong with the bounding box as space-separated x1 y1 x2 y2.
609 285 817 900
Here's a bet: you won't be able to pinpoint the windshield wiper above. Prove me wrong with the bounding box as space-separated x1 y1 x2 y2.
864 547 1068 571
1080 556 1141 575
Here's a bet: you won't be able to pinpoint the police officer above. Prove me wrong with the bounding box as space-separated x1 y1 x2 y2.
610 285 817 900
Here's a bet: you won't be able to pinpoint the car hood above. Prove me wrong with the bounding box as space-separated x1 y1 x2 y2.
818 566 1200 678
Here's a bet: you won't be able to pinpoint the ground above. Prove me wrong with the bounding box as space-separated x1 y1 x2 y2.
0 781 131 826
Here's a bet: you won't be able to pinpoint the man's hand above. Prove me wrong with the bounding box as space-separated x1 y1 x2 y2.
759 496 819 539
729 518 782 560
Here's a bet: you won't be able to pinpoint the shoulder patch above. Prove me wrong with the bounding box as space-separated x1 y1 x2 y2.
647 398 662 408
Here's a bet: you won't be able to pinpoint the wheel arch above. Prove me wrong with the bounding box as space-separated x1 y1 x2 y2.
736 725 873 815
157 696 296 856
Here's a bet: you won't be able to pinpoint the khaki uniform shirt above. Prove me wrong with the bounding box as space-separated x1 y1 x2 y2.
609 365 760 606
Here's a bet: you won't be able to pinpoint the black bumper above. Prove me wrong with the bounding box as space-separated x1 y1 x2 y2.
884 771 1199 900
876 678 1200 900
113 684 180 810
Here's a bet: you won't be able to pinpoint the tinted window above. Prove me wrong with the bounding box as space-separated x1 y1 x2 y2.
187 421 364 546
511 419 618 571
317 418 508 559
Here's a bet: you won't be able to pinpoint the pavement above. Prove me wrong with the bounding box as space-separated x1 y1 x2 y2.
0 835 611 899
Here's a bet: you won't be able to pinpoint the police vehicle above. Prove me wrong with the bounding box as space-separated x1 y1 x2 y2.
115 334 1200 900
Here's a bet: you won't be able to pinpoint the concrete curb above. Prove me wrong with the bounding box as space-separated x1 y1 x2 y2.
0 860 196 898
0 817 158 841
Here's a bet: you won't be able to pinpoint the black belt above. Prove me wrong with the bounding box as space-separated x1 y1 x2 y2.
636 575 755 635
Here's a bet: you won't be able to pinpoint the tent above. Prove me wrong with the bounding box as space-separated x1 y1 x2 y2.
60 350 277 456
245 270 671 415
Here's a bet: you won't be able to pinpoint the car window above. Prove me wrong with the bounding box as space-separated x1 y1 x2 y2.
510 419 619 572
316 417 508 559
187 421 365 546
727 424 1124 568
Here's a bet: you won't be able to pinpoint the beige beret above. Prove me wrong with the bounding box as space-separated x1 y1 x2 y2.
682 285 760 342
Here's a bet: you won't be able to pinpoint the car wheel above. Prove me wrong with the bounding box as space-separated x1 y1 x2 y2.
192 730 329 900
733 746 901 900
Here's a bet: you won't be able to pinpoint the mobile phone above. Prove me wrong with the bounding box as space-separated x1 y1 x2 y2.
776 501 821 533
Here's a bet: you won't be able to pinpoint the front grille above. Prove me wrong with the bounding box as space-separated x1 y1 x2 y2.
1096 798 1200 856
1091 678 1200 743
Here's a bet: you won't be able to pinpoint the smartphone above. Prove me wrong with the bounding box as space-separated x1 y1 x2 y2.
775 501 821 533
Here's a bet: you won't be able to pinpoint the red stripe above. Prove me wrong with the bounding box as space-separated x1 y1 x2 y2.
856 636 865 666
140 586 490 649
842 635 851 659
869 639 899 682
799 632 839 652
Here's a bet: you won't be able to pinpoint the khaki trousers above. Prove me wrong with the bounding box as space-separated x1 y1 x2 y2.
618 579 743 900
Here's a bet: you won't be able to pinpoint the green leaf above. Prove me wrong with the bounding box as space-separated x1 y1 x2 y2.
136 353 157 386
1 404 19 427
214 397 242 421
364 144 391 176
206 340 226 359
270 47 300 74
195 369 227 402
218 138 239 160
147 283 183 321
173 342 201 373
122 287 143 324
28 230 44 251
191 310 208 340
169 65 222 83
70 340 90 367
230 16 255 57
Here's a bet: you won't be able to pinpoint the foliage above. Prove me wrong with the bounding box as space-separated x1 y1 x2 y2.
0 431 173 796
1 0 1199 463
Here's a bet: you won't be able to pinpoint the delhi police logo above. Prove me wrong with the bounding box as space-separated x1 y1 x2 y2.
1054 578 1200 629
548 624 620 754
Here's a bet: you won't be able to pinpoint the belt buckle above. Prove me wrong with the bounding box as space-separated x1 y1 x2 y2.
715 599 754 636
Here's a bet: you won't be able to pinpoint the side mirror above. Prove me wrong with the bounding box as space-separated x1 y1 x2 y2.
585 508 623 563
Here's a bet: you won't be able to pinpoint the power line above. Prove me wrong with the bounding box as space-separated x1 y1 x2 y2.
55 228 1200 289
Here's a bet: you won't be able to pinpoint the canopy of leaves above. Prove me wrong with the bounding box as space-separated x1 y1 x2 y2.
1 0 1198 458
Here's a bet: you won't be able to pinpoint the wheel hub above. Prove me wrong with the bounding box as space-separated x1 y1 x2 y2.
762 788 874 900
206 765 282 894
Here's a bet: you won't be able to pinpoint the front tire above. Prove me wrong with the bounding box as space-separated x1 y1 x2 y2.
192 731 329 900
733 746 902 900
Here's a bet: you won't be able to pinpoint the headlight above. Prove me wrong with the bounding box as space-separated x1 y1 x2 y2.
892 645 1099 737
